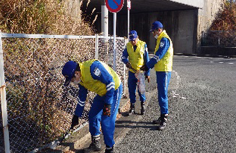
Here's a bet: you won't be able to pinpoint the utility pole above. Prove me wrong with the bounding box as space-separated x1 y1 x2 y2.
101 0 109 41
101 0 110 64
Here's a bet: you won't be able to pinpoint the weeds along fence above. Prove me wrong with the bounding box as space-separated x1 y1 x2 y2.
201 30 236 47
0 32 128 153
201 30 236 56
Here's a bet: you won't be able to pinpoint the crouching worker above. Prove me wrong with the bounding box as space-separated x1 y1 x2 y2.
62 60 123 153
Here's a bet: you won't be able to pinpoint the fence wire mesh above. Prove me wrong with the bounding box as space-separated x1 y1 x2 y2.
201 30 236 47
0 34 126 153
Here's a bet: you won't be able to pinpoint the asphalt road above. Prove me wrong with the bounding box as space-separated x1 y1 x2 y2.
114 55 236 153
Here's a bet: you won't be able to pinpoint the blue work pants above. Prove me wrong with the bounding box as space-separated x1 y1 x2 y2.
156 72 171 114
128 71 146 104
88 84 123 147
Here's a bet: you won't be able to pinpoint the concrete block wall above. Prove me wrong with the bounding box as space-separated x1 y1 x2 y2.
197 0 225 53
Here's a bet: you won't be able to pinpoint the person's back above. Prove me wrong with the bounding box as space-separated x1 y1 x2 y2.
79 60 121 96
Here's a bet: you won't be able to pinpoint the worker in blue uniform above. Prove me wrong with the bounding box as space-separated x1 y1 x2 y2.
141 21 174 130
62 60 122 153
122 30 150 115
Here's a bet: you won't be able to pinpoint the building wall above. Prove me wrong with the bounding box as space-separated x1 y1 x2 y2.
114 10 198 54
147 10 198 54
197 0 225 53
94 0 225 54
172 0 204 8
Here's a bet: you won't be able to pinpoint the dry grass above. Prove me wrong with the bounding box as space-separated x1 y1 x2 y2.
0 0 94 35
204 1 236 47
211 2 236 30
0 0 99 151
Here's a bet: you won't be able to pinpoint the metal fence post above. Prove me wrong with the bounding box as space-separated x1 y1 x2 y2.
0 31 11 153
123 38 129 97
218 37 221 46
95 34 99 59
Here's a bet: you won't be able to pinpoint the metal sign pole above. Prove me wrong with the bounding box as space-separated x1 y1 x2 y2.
105 0 124 71
113 12 117 71
127 0 131 37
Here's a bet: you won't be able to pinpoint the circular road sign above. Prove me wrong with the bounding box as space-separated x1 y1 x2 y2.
105 0 124 13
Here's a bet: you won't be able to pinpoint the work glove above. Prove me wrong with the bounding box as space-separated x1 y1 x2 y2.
103 104 111 117
145 76 150 83
140 64 149 71
126 62 132 69
71 115 79 129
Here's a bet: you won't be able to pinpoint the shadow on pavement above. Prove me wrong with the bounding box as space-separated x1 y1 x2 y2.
115 119 156 130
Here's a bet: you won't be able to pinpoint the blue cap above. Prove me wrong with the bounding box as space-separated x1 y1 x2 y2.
129 30 138 41
150 21 163 32
62 61 78 86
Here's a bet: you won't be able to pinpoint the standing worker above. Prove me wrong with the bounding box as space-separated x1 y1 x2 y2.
62 60 122 153
122 30 150 115
141 21 173 130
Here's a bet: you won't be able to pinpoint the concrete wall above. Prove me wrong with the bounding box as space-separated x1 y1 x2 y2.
118 0 224 54
146 10 198 54
110 9 198 54
171 0 204 8
197 0 225 53
92 0 225 55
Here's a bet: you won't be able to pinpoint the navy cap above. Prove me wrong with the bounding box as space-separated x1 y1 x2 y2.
129 30 138 41
150 21 163 32
62 61 78 86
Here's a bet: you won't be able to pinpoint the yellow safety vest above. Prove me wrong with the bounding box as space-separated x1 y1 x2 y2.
154 30 173 71
126 39 146 73
79 59 121 96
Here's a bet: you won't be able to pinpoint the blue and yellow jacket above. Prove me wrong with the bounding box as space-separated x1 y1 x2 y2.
74 59 121 117
122 39 150 76
146 30 173 72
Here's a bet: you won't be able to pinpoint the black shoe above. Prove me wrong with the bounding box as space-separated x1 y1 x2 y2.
128 108 135 116
141 102 145 115
156 114 168 131
84 135 102 152
128 103 135 116
152 117 161 124
105 146 114 153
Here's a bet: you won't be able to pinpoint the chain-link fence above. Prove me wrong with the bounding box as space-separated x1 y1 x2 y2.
201 30 236 47
0 33 127 153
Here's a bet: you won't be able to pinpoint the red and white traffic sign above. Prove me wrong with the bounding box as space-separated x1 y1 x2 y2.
105 0 124 13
